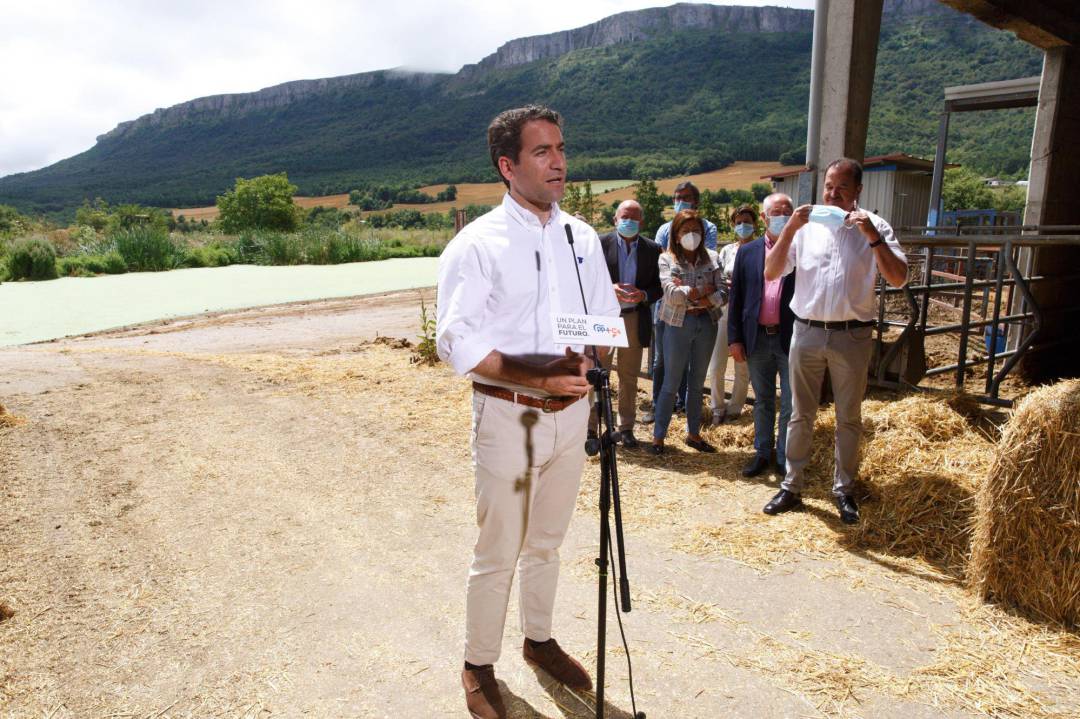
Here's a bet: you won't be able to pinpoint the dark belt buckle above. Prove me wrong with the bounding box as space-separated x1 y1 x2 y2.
765 325 779 335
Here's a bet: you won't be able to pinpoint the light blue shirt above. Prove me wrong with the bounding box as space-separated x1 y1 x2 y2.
655 219 719 252
616 235 638 310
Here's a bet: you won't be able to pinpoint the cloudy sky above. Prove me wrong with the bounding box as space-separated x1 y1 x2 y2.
0 0 814 178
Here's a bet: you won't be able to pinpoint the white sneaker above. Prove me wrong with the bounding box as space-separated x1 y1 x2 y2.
711 409 724 426
642 411 655 424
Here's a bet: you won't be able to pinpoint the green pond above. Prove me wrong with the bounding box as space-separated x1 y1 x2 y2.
0 258 439 347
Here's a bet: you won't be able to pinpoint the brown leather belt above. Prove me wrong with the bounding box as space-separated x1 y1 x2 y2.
686 307 709 316
796 317 875 331
472 382 582 413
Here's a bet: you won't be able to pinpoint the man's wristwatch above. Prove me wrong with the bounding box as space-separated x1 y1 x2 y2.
869 238 884 248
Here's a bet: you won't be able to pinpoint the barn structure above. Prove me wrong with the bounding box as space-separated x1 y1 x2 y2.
797 0 1079 384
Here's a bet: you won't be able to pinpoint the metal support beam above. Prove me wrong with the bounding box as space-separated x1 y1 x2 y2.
927 112 950 227
812 0 884 188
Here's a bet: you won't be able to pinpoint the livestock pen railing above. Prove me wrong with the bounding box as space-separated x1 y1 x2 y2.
874 225 1080 406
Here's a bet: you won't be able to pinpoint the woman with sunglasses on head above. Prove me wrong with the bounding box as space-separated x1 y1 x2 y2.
650 210 728 455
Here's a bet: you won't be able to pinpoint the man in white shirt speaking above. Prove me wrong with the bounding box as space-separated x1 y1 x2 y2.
761 158 908 525
436 105 620 719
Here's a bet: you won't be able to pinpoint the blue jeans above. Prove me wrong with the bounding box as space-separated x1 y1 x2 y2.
747 326 792 467
651 321 688 410
654 313 718 440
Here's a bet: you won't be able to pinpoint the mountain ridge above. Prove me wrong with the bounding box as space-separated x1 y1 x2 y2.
97 0 949 144
0 1 1041 215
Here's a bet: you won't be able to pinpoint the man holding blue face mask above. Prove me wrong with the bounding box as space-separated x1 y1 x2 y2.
761 158 908 525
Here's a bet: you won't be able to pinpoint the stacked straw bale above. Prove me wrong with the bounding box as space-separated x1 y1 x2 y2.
969 379 1080 626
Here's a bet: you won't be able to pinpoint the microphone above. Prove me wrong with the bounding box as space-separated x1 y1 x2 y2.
564 224 590 316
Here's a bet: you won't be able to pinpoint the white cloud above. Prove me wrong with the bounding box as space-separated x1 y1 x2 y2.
0 0 814 177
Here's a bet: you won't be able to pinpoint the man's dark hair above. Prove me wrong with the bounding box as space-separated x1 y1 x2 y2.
825 158 863 186
673 181 700 204
487 105 563 188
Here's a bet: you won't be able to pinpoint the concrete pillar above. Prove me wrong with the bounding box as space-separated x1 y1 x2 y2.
1021 46 1080 380
812 0 885 192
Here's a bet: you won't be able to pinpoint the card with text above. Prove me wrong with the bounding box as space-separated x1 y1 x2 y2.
551 313 629 348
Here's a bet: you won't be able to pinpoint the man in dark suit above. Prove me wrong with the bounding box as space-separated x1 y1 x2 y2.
595 200 663 448
728 193 797 476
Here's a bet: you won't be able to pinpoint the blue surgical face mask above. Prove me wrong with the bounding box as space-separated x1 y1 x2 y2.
809 204 851 232
616 218 640 237
767 214 791 236
673 200 694 214
734 222 755 240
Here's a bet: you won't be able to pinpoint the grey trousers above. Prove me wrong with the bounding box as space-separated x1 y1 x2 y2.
782 321 874 497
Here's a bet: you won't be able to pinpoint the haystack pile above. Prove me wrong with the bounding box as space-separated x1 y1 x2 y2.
969 379 1080 626
850 393 994 576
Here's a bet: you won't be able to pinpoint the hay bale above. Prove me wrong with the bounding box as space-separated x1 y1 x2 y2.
969 379 1080 626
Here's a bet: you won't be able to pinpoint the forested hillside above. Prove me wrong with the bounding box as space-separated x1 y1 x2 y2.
0 2 1041 215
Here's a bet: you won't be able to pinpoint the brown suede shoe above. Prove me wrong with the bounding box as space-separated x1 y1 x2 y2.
522 638 593 691
461 665 506 719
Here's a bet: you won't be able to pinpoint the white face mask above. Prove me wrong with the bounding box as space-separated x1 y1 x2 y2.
679 232 702 252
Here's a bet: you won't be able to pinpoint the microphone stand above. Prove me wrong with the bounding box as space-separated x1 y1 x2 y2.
564 224 644 719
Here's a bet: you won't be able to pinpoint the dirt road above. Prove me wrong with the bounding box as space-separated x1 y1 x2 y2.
1 290 1076 718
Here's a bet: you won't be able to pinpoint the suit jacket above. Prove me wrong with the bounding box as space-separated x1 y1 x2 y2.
599 231 662 348
727 236 796 356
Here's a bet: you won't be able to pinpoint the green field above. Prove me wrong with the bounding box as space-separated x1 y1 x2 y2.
589 180 636 194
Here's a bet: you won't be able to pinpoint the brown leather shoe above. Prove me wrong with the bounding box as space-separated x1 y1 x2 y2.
461 665 506 719
522 638 592 691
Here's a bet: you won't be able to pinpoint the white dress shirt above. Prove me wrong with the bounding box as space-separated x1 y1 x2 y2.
436 194 620 395
779 210 906 322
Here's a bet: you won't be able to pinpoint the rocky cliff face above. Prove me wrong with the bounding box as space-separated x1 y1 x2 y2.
459 3 811 76
97 69 446 143
98 1 950 143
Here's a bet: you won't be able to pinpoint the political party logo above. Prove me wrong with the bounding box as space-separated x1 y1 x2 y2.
592 323 623 339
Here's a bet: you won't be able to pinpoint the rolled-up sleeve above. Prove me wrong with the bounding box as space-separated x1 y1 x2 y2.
877 219 908 267
783 234 798 276
436 237 496 376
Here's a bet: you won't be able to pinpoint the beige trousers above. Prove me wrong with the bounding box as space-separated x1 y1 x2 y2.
465 392 588 665
708 314 750 417
782 322 874 497
589 309 644 432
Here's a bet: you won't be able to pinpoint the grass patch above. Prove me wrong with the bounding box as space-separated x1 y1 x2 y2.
228 227 447 266
2 226 450 281
112 227 185 272
57 252 127 277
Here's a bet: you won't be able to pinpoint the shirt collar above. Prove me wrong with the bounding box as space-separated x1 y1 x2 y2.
764 233 777 250
502 192 559 229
